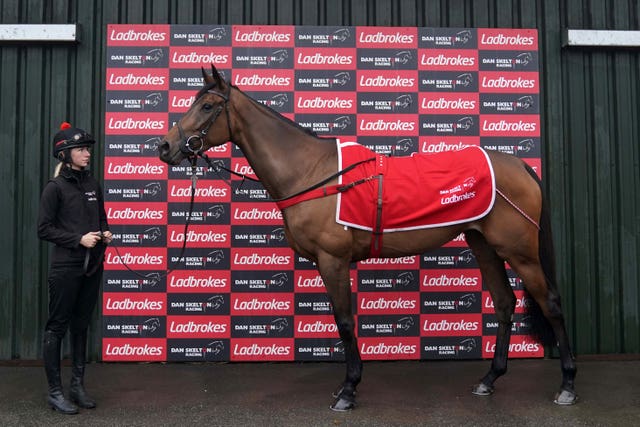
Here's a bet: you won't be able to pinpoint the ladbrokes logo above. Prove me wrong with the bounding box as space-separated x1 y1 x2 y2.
167 180 229 202
483 336 543 358
232 294 293 315
483 290 529 314
359 337 419 360
105 112 167 135
231 338 294 361
105 157 166 179
104 247 166 270
231 248 293 270
420 92 478 114
169 91 195 112
419 49 477 70
168 271 229 293
106 68 168 90
480 71 539 93
232 69 293 91
107 24 169 46
232 203 283 225
420 136 477 154
358 292 419 315
167 317 229 338
233 25 294 46
295 315 339 337
295 92 355 113
106 202 166 225
103 338 166 361
358 114 417 136
294 47 355 69
480 115 539 137
478 28 537 49
422 269 481 291
170 46 231 68
358 70 417 91
167 224 229 248
357 28 416 47
359 255 419 270
421 314 481 336
103 293 166 315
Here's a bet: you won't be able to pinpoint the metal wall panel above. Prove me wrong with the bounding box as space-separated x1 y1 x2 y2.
0 0 638 360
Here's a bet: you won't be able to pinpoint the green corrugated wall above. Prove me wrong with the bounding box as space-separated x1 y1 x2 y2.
0 0 638 360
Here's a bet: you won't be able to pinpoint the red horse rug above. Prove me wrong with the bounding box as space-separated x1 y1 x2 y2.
335 140 496 234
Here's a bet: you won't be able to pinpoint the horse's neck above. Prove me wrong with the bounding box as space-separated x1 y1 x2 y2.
231 93 337 200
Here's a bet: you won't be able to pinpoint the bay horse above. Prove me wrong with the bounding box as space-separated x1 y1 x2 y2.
158 65 577 410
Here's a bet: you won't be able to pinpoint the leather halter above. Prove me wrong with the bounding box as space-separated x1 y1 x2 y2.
177 87 232 157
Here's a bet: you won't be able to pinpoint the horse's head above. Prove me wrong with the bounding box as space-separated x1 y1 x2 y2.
158 64 232 166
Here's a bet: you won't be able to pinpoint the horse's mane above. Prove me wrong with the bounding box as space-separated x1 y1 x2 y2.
196 81 318 137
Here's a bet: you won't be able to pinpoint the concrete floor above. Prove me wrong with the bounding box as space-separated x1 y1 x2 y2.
1 357 638 426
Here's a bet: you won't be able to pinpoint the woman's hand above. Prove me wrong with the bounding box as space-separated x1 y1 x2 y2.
101 230 113 244
80 231 103 248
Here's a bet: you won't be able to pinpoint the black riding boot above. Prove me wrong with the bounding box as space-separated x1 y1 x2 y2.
69 331 96 409
43 331 78 414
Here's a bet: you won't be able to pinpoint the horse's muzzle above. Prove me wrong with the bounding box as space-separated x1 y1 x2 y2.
158 140 181 165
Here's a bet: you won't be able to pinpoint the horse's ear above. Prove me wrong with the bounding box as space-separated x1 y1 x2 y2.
202 66 214 85
210 63 227 90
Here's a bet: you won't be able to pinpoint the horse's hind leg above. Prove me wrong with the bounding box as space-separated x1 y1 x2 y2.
507 256 577 404
465 230 515 396
316 253 362 411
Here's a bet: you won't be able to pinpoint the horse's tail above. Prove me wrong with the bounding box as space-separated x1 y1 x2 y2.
523 163 557 346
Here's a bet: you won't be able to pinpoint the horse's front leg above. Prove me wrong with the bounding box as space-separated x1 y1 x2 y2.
317 255 361 411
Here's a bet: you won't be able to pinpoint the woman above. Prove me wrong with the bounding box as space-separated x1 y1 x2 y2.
37 122 112 414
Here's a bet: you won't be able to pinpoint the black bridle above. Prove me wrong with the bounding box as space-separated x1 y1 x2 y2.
177 87 233 158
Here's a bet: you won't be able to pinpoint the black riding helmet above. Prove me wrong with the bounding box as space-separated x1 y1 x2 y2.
52 122 95 161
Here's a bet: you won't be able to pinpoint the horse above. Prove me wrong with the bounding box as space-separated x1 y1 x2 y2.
158 64 577 411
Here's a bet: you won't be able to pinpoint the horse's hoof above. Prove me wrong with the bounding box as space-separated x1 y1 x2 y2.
471 383 494 396
332 386 357 399
554 389 578 405
330 396 356 412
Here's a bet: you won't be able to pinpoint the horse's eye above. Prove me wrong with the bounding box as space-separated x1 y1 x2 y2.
202 103 213 112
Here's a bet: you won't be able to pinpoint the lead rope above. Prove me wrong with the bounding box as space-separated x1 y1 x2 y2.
495 188 540 230
110 159 200 279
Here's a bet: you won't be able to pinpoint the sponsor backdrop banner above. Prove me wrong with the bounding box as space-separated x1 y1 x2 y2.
103 25 542 362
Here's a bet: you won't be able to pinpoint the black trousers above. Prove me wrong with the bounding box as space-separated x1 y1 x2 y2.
45 260 102 338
